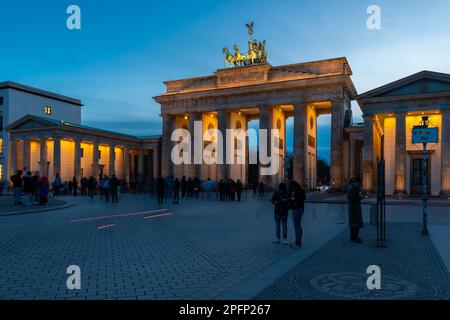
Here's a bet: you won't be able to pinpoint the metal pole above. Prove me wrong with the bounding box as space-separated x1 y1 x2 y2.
422 142 429 236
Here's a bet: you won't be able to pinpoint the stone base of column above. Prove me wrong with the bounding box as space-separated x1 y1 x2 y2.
394 189 408 196
439 190 450 198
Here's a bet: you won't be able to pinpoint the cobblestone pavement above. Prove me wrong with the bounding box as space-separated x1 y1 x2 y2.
0 193 344 300
254 222 450 300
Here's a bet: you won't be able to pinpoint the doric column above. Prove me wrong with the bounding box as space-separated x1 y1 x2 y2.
441 111 450 196
22 139 31 172
188 112 202 178
9 138 17 177
137 149 144 178
217 110 229 180
293 102 307 184
161 113 174 178
109 144 116 177
92 141 99 179
152 148 159 179
39 138 48 176
74 139 81 180
362 115 374 192
349 139 357 179
330 99 346 191
53 138 61 176
259 105 273 186
394 113 407 194
123 147 130 182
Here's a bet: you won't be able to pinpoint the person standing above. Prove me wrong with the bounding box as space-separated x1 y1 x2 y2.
347 178 364 243
100 175 110 202
181 176 187 198
187 178 193 198
173 178 180 204
110 174 120 203
53 173 62 198
289 181 306 248
271 183 291 245
236 180 243 202
72 176 79 197
87 176 97 200
156 177 166 205
38 175 49 206
23 171 34 205
32 172 40 202
258 181 265 199
0 178 4 197
11 170 23 205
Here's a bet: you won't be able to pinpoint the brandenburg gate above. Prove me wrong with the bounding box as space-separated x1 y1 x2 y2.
154 57 358 190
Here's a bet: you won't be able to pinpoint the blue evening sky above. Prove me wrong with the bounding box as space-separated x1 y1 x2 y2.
1 0 450 162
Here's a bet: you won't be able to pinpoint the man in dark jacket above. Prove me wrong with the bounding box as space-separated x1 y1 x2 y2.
23 171 34 205
110 175 120 203
181 176 187 198
11 170 23 205
289 180 306 248
347 178 364 243
173 178 180 204
156 177 166 204
271 183 291 245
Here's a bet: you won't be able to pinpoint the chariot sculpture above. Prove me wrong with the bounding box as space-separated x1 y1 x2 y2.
223 21 268 67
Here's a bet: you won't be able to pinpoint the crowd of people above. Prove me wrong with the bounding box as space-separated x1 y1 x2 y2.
9 170 50 206
153 176 256 205
5 169 127 206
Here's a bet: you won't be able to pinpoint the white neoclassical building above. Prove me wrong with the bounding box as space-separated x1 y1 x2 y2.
1 82 160 185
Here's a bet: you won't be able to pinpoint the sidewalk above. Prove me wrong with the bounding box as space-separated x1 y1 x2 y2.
0 195 74 217
306 192 450 207
254 222 450 300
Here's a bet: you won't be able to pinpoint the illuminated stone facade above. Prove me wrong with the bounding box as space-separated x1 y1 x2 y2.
154 58 358 190
357 71 450 196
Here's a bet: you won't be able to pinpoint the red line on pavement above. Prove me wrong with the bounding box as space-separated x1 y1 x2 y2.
97 224 116 230
143 213 173 219
70 209 168 223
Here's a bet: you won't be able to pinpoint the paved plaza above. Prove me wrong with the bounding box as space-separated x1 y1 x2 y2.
0 193 449 300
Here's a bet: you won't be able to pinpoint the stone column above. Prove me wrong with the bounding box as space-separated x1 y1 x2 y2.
259 105 273 186
188 112 202 178
9 139 17 177
22 139 31 172
362 116 374 192
217 110 229 180
293 102 307 184
394 114 407 194
53 137 61 176
92 141 99 179
109 144 116 177
330 99 345 191
123 147 130 183
152 148 159 179
349 139 357 179
137 149 144 178
161 113 174 178
441 111 450 196
39 138 48 176
74 139 81 180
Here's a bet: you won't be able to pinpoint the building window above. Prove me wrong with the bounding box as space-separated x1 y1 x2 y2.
44 106 52 115
0 97 3 105
80 148 84 158
0 137 3 154
0 115 3 131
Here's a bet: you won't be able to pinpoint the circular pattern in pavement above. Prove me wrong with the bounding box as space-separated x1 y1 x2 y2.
310 272 417 300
